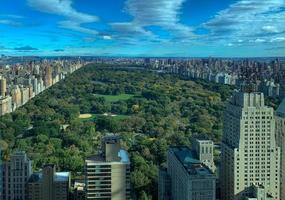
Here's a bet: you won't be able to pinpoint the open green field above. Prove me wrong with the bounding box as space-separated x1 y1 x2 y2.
94 94 135 102
78 113 129 122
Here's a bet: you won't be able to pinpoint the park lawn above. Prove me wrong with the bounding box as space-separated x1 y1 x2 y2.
94 94 135 102
78 113 129 122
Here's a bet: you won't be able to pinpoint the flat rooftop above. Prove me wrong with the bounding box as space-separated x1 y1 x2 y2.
170 146 213 176
29 172 70 183
86 149 129 164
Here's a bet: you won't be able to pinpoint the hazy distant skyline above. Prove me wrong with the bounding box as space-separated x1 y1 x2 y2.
0 0 285 57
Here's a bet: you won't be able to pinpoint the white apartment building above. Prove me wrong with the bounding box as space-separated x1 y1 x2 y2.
275 98 285 200
221 92 280 200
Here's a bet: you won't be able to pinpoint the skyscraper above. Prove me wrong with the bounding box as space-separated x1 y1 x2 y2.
221 92 280 200
45 65 52 88
85 135 131 200
27 164 70 200
0 149 3 200
0 76 7 97
159 146 216 200
275 98 285 200
2 151 32 200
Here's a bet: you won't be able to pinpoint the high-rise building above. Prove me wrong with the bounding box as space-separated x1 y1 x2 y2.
11 85 22 109
0 76 7 97
275 98 285 200
0 149 3 200
0 96 12 116
221 92 280 200
160 146 216 200
45 65 52 87
85 135 131 200
27 164 70 200
2 151 32 200
20 86 30 105
193 139 216 172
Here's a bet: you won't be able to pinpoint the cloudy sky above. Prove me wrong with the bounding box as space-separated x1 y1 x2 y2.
0 0 285 57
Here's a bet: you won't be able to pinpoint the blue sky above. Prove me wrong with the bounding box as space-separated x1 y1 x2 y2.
0 0 285 57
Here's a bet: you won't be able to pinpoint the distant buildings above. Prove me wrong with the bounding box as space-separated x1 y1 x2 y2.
44 65 52 88
0 96 12 116
275 98 285 200
0 76 6 97
221 92 280 200
85 135 131 200
159 146 216 200
0 59 85 116
144 58 285 97
259 80 280 97
27 164 70 200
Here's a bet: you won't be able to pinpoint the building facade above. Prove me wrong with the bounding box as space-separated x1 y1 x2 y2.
163 146 216 200
275 98 285 200
0 96 12 116
0 149 3 200
2 151 32 200
0 76 7 97
158 168 171 200
221 92 280 200
192 139 216 172
85 135 131 200
27 164 70 200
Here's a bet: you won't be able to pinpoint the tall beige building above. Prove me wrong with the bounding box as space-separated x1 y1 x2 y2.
27 164 70 200
45 65 53 87
0 95 12 116
85 135 131 200
0 76 7 97
275 98 285 200
221 92 280 200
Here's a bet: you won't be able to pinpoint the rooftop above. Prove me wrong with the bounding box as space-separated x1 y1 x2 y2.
28 171 70 183
55 172 70 182
86 149 129 164
170 146 213 176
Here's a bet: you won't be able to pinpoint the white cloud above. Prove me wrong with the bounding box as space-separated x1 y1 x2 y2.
262 25 279 33
126 0 186 26
0 19 16 25
111 0 193 42
111 22 153 36
28 0 99 34
270 37 285 42
255 38 266 43
102 35 112 40
0 15 23 26
204 0 285 44
58 21 98 35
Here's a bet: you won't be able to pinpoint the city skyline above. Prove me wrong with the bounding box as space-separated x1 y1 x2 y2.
1 0 285 57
